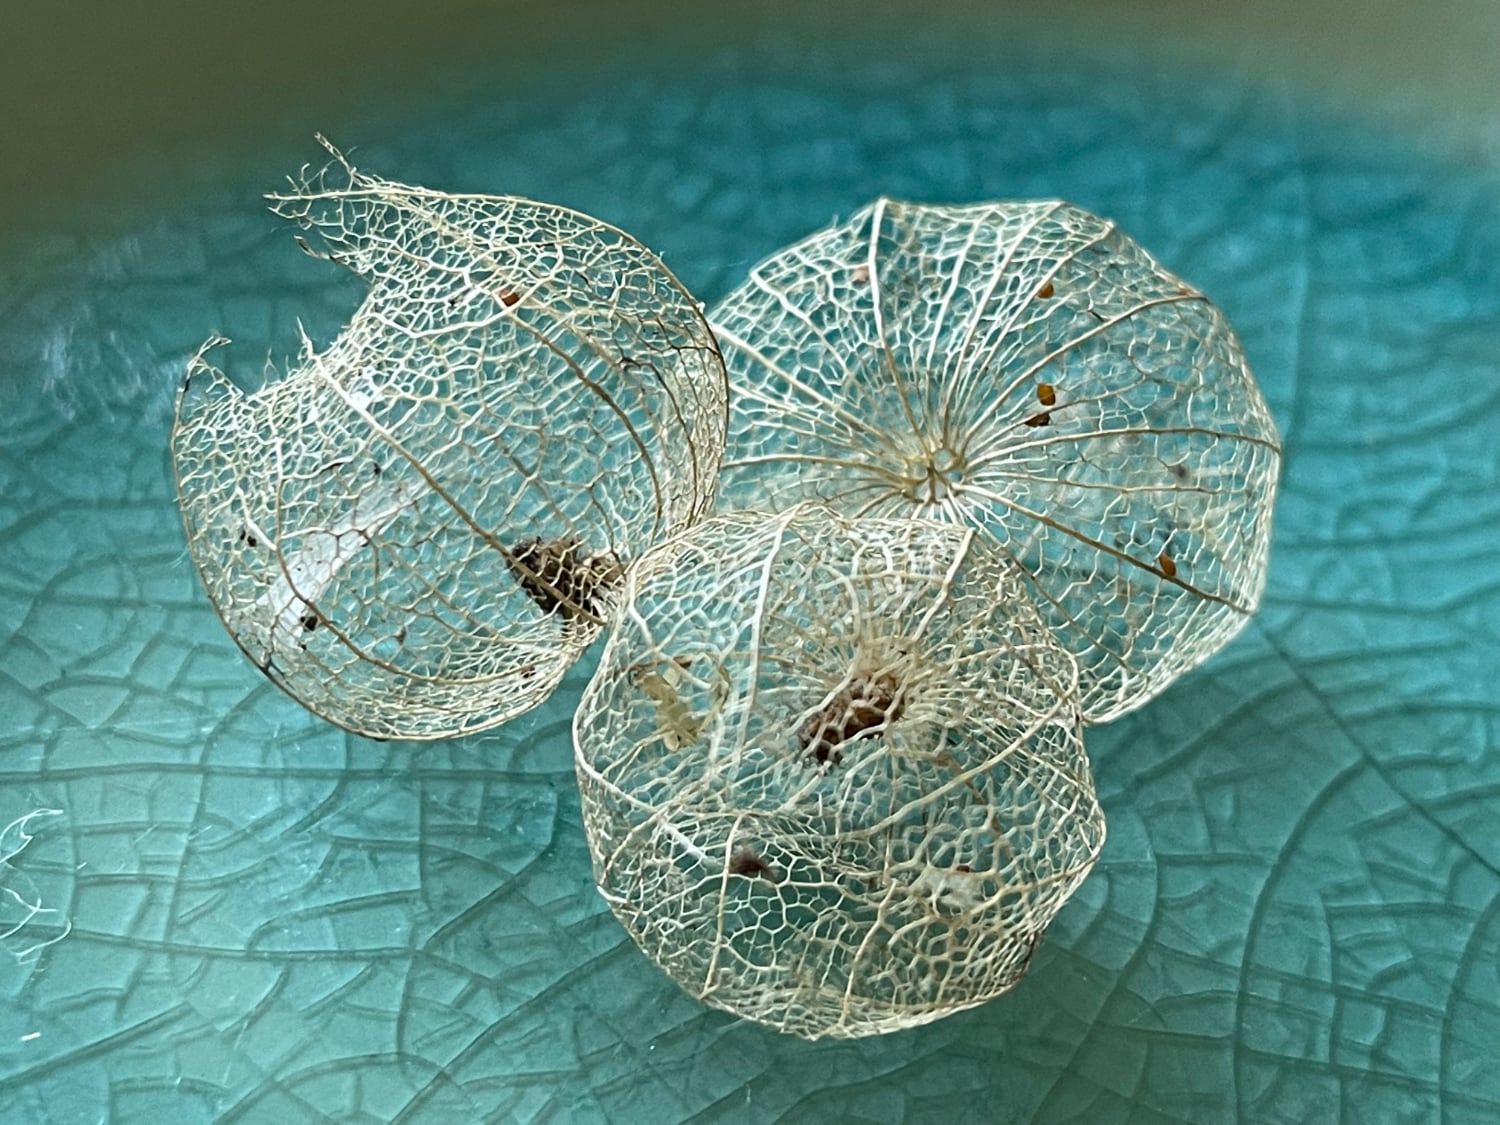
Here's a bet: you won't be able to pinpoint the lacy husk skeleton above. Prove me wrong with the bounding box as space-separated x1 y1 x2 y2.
174 156 1277 1036
171 141 727 738
574 507 1105 1038
712 198 1281 721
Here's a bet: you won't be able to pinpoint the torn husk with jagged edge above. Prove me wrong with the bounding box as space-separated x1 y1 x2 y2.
173 143 1277 1037
169 138 727 739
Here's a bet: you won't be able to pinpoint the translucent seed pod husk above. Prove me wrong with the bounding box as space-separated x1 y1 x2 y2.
712 198 1281 721
574 505 1105 1039
171 139 727 739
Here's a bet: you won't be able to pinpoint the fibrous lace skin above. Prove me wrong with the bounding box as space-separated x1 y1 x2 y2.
171 141 727 739
574 505 1104 1039
712 198 1281 722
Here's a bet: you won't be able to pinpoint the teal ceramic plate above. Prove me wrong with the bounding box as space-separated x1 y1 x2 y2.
1 10 1497 1122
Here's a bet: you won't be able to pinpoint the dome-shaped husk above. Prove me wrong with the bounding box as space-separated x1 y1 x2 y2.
574 505 1104 1038
171 140 727 738
712 198 1280 721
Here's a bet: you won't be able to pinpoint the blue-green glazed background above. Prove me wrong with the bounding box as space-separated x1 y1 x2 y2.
1 6 1497 1122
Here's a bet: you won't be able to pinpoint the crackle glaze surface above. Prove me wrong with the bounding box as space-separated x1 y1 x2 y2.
1 16 1497 1124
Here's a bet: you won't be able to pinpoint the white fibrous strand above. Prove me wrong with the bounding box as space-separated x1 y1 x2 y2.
173 162 1286 1039
573 505 1105 1039
170 139 727 739
1 809 70 962
711 198 1281 721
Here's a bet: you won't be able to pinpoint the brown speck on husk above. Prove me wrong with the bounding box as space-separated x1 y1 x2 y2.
574 506 1104 1039
170 136 726 739
711 197 1281 722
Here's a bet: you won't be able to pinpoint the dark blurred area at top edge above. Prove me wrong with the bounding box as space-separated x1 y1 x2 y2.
1 0 1497 250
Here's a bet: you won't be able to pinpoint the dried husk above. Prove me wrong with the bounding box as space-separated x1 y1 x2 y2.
574 505 1104 1038
712 198 1281 721
171 141 726 738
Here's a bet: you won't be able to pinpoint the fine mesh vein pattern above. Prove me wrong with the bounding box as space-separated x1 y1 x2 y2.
574 505 1104 1038
170 141 727 738
713 198 1281 721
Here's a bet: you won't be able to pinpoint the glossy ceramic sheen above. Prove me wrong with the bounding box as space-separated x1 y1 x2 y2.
1 10 1497 1123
